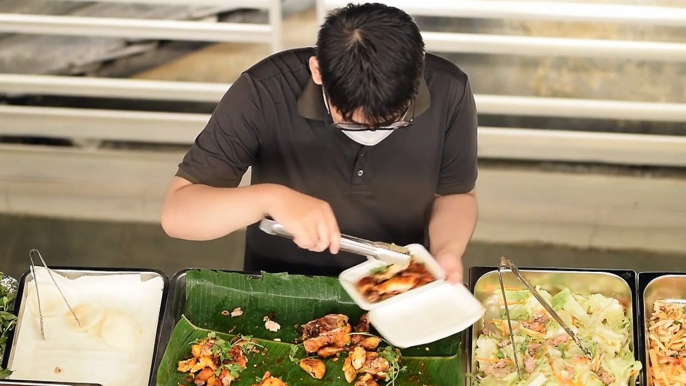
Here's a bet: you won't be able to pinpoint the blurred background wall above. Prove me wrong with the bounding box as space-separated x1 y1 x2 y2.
0 0 684 278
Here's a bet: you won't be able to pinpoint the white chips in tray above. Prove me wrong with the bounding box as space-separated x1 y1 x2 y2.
7 267 164 386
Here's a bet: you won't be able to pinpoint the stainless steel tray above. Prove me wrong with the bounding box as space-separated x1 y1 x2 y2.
638 272 686 386
468 266 640 386
1 267 169 386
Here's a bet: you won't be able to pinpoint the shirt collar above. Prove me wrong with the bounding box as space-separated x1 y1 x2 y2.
297 74 431 121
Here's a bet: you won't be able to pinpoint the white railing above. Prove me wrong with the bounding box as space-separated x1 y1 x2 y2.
4 74 686 123
317 0 686 27
2 82 686 167
1 1 686 168
317 0 686 60
0 0 282 52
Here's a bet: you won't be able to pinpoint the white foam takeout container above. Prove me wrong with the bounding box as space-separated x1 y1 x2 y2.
339 244 485 348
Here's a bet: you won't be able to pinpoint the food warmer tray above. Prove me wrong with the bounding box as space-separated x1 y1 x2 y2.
1 267 169 386
638 272 686 386
467 266 641 386
161 268 472 382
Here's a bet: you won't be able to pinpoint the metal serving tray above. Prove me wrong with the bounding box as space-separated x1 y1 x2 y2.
638 272 686 386
1 267 169 386
467 266 640 386
163 268 473 377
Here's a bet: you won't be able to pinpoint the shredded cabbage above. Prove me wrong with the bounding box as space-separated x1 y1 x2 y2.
473 288 642 386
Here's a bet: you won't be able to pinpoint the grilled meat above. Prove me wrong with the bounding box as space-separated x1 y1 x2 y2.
356 260 435 303
300 358 326 379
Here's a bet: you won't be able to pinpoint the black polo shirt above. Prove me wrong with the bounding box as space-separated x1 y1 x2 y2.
176 47 478 276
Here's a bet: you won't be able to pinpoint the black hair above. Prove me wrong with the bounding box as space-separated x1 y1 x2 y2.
316 3 425 126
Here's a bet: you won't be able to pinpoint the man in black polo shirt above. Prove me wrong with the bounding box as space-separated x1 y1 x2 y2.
161 3 478 283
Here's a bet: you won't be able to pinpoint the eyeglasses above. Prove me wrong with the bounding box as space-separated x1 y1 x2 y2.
321 88 415 132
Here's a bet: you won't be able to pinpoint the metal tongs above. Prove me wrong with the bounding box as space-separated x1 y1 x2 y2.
29 249 81 340
496 257 593 380
259 219 412 268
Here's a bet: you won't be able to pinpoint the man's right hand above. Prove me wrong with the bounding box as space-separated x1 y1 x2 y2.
266 185 341 254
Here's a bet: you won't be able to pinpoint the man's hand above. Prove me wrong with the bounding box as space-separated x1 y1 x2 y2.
434 249 465 285
267 185 342 254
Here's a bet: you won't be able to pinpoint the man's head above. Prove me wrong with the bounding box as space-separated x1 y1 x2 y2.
309 3 425 129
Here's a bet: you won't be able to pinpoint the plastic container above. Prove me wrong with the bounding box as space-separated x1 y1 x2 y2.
339 244 485 348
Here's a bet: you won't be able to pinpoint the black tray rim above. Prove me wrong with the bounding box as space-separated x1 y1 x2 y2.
0 380 102 386
1 266 169 386
467 265 641 386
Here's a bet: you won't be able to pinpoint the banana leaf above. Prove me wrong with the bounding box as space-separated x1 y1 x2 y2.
156 270 464 386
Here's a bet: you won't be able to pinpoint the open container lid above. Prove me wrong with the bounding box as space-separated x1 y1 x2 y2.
339 244 485 348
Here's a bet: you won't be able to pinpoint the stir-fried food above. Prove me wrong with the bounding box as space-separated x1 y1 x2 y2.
297 314 399 385
648 300 686 386
356 260 435 303
342 347 391 383
354 374 380 386
299 358 326 379
301 314 353 354
251 372 288 386
474 287 642 386
177 334 260 386
178 313 403 386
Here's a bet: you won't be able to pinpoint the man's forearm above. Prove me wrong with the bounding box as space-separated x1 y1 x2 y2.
160 177 281 241
428 191 478 257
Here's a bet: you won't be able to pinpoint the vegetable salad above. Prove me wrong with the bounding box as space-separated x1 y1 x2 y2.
473 287 642 386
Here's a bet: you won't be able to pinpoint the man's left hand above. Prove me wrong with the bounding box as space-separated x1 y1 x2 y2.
434 251 464 285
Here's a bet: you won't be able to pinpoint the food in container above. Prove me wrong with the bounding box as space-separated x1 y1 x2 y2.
6 267 165 386
157 269 467 386
339 244 485 348
473 287 641 386
355 259 435 303
641 274 686 386
646 301 686 386
299 314 390 385
470 268 641 386
176 334 261 386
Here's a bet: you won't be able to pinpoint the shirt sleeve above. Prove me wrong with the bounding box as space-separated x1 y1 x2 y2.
175 73 263 188
436 76 479 195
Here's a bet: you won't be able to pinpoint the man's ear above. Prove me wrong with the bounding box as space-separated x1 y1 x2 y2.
309 56 323 85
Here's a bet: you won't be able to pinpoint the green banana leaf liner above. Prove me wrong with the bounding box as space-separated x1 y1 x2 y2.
156 269 465 386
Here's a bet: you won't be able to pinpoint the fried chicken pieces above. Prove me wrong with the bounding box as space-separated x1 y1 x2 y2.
299 358 326 379
177 337 250 386
356 260 435 303
302 314 352 354
300 314 389 385
252 372 287 386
